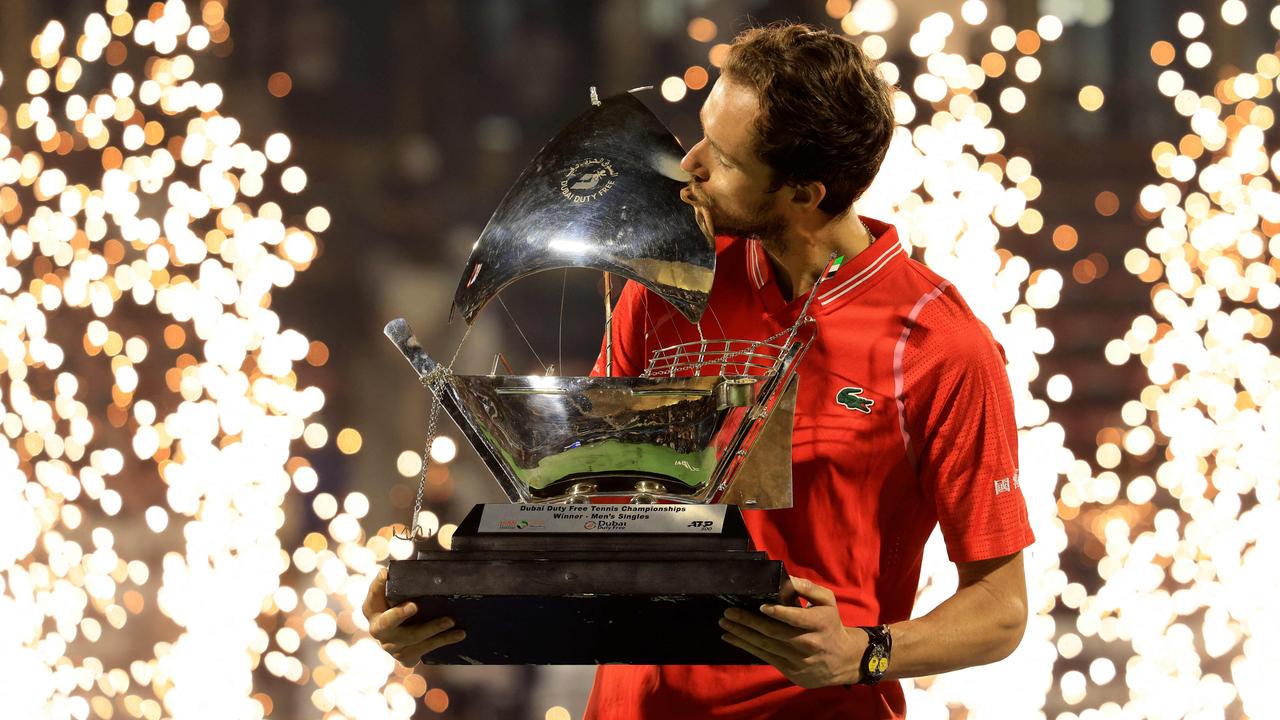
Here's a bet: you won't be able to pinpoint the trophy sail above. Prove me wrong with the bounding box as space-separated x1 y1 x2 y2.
452 91 715 326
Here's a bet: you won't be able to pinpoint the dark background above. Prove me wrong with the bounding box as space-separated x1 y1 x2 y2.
2 0 1277 717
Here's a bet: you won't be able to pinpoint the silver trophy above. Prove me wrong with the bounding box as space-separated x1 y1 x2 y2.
383 90 823 664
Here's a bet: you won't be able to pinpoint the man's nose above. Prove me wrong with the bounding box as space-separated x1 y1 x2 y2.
680 139 710 182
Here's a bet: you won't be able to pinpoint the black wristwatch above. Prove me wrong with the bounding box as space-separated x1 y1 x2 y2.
856 624 892 685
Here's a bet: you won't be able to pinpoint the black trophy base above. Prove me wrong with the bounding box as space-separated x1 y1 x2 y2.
385 504 783 665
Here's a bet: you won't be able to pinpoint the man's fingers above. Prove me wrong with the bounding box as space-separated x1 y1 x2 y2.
720 618 803 662
374 612 455 646
759 603 827 631
723 609 806 641
721 631 792 670
411 614 457 640
363 567 389 620
369 601 421 637
396 629 467 666
789 577 837 607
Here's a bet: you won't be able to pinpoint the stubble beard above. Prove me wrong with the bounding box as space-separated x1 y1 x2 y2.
683 183 786 251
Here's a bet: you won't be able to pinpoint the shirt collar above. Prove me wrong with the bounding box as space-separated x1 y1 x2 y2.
741 217 906 314
814 217 905 311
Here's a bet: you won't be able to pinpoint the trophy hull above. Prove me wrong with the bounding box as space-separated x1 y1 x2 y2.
443 374 735 501
385 316 811 508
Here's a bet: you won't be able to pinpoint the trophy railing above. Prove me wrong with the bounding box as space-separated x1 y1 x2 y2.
643 338 792 379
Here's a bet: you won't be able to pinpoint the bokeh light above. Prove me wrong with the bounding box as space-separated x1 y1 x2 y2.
1071 4 1280 715
1079 85 1106 111
5 2 1276 718
0 3 458 718
831 5 1078 714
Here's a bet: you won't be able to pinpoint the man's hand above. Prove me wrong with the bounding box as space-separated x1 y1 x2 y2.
719 576 866 689
363 567 465 667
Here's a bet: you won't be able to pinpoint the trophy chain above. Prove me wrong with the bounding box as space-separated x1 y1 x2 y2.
397 321 476 542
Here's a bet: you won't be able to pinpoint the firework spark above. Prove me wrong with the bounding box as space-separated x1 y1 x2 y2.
0 1 442 717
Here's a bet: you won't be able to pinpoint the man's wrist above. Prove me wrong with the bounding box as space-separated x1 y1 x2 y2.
837 626 869 687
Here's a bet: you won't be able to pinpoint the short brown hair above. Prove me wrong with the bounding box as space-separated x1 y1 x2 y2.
722 23 895 215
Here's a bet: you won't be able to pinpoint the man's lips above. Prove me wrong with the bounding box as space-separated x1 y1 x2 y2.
680 185 704 206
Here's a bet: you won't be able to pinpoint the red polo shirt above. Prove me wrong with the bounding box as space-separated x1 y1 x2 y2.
585 219 1034 719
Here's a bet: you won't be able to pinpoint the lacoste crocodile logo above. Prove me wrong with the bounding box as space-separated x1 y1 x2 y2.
835 387 874 414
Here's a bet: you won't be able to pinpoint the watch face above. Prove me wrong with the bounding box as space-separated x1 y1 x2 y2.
869 649 890 675
859 626 891 684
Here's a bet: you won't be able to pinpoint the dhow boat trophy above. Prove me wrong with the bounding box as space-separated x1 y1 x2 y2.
383 89 830 664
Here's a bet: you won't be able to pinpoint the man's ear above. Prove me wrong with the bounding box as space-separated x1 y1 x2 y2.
788 180 827 212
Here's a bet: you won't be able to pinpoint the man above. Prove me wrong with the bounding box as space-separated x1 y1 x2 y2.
366 22 1034 719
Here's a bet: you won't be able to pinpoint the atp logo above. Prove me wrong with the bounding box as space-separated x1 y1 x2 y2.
835 387 874 414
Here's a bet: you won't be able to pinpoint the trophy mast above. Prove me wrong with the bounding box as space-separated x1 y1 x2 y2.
594 87 614 379
602 271 613 377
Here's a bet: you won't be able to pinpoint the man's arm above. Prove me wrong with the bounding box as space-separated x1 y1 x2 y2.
882 550 1026 679
719 550 1027 688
